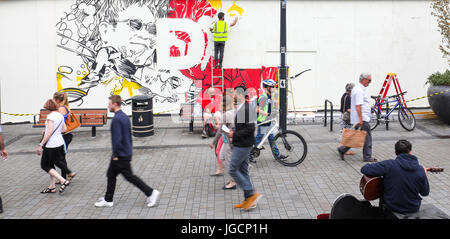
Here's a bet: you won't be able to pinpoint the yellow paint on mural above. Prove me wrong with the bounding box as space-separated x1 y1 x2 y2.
209 0 244 16
100 76 117 87
209 0 222 10
56 65 141 99
76 75 84 86
59 88 87 96
76 69 90 86
228 1 244 16
123 78 142 97
112 78 142 97
56 65 90 90
56 73 64 91
56 66 74 92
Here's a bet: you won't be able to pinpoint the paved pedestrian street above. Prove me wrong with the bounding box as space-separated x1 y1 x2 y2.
0 117 449 219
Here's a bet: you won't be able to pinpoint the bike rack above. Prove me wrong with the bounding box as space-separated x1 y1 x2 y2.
375 98 392 131
385 100 390 130
324 99 333 132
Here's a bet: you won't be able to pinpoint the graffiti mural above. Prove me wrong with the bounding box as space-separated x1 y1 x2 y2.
56 0 277 113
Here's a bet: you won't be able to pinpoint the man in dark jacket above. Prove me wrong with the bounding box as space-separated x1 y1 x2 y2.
95 95 160 208
227 86 261 210
361 140 429 214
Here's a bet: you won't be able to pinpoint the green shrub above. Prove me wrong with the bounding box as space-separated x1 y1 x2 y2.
427 70 450 86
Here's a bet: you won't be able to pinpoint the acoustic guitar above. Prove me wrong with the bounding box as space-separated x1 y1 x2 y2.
359 167 444 201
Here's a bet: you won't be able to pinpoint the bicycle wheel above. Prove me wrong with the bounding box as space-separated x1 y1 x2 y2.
370 107 380 131
398 107 416 131
271 130 308 167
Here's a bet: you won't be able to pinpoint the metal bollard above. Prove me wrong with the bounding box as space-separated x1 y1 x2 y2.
324 99 333 132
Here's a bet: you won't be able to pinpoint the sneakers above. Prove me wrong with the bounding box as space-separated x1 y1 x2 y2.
233 193 262 211
241 192 262 211
363 158 378 163
234 200 248 209
147 190 161 208
94 191 161 208
94 197 113 208
278 154 289 160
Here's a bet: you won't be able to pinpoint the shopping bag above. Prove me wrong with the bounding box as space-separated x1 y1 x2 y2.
340 124 367 148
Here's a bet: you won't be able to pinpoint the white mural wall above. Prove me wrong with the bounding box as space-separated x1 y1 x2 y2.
0 0 448 123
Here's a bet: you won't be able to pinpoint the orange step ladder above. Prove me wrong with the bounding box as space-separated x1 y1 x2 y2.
377 73 407 107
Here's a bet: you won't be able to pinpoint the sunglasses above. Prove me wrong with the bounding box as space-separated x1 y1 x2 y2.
118 19 156 35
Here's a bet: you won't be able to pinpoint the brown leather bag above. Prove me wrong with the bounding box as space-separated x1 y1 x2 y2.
340 124 367 148
65 110 81 133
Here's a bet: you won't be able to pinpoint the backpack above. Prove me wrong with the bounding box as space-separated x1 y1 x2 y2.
205 121 217 137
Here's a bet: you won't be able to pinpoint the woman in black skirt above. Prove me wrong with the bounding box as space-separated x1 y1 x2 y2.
37 99 73 194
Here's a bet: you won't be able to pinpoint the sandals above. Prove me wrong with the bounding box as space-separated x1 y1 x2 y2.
41 187 56 194
59 180 70 195
56 173 76 184
67 173 77 181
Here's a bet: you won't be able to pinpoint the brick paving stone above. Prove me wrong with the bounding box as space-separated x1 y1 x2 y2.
0 119 449 219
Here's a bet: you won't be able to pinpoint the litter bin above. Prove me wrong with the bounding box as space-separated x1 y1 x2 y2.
132 95 154 137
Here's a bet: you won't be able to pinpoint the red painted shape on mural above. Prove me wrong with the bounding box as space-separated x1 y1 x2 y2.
168 0 217 21
170 45 181 57
169 0 278 111
174 31 191 56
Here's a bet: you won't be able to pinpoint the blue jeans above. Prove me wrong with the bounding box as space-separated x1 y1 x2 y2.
229 146 254 198
255 125 280 156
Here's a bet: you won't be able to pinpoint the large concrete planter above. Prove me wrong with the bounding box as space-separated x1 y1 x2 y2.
427 85 450 125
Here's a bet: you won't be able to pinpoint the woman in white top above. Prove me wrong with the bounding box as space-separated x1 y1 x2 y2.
37 99 72 194
53 92 77 183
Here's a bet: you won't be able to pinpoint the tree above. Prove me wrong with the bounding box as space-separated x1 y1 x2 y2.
431 0 450 65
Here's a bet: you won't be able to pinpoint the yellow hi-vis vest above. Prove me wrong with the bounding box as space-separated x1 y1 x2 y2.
213 20 228 42
257 92 271 123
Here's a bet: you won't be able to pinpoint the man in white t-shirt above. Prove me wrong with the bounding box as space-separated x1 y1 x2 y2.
0 125 9 214
338 73 377 162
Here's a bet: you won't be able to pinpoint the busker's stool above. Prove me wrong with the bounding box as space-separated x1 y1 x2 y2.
385 204 450 219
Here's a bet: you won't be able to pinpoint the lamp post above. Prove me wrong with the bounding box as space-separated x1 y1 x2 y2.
279 0 287 132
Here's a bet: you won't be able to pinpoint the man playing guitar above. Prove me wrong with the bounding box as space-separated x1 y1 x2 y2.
360 140 430 216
